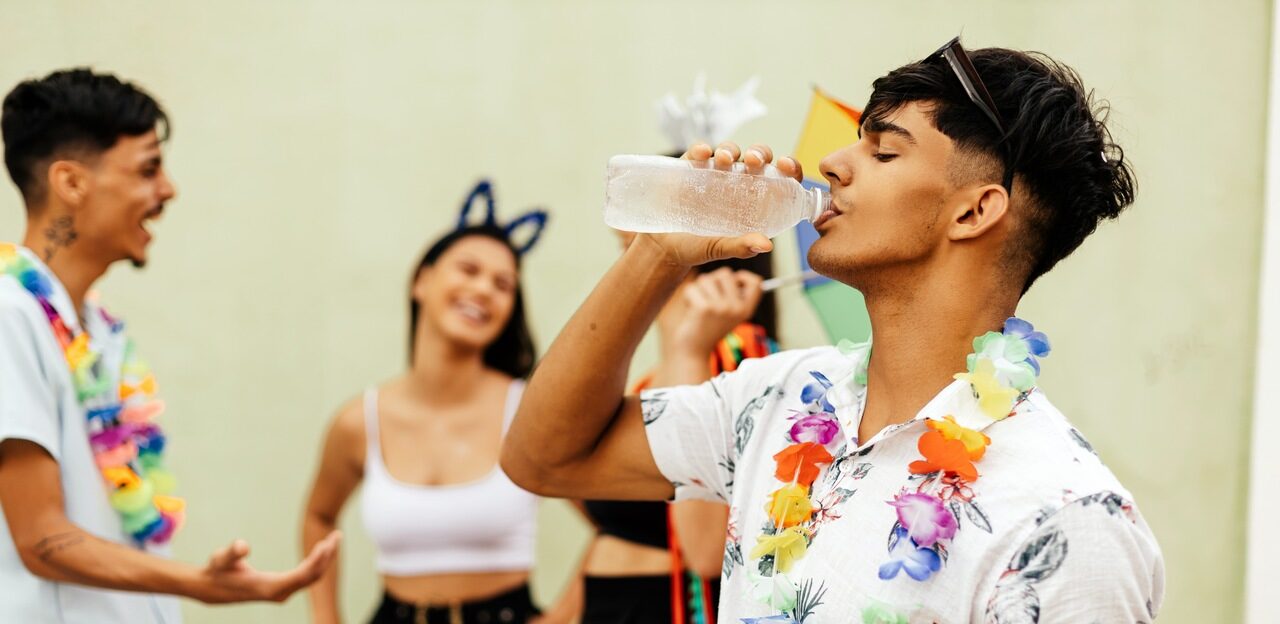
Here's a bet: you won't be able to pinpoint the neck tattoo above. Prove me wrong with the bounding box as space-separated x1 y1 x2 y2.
42 215 78 262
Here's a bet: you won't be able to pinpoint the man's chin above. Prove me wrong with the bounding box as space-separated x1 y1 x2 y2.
126 249 149 269
807 242 860 286
807 238 841 274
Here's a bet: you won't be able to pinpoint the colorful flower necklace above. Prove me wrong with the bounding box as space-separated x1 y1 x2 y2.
0 244 183 545
744 317 1050 623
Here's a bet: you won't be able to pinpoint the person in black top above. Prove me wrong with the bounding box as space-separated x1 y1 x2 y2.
578 241 778 624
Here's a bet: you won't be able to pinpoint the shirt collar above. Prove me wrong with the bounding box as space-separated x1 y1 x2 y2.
826 340 1001 449
14 245 85 333
825 341 870 447
920 378 1001 433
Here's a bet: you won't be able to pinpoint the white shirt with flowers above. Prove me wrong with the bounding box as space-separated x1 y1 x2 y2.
641 341 1164 624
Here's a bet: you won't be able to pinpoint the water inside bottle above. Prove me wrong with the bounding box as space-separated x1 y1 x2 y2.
604 156 819 237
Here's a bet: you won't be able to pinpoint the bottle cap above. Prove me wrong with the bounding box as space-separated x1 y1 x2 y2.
810 188 831 223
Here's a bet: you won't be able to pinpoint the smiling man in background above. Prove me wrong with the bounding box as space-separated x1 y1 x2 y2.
0 68 339 623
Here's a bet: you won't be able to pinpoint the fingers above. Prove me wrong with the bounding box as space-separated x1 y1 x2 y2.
747 144 774 164
688 141 799 181
712 268 762 313
688 268 762 318
709 233 773 260
695 270 734 316
704 268 733 300
271 531 342 602
743 144 775 173
682 277 711 311
208 539 250 571
267 571 311 603
207 545 230 570
306 531 341 572
683 143 714 162
734 270 765 310
713 141 742 170
775 155 804 182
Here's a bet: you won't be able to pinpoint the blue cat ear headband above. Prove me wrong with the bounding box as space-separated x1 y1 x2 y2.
456 179 548 256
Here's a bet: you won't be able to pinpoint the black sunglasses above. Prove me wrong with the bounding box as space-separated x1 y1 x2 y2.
929 37 1014 193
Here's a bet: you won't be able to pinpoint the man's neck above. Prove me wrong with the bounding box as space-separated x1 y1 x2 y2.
22 221 107 316
857 264 1019 443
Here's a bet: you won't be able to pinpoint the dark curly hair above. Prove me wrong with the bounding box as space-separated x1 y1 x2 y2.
2 68 168 206
864 47 1135 293
409 224 536 379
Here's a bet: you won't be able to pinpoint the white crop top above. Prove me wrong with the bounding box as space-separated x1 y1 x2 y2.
359 380 538 576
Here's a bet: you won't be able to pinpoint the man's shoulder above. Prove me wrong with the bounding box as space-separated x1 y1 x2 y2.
641 345 852 425
980 390 1144 525
0 275 46 325
728 344 853 382
989 391 1115 466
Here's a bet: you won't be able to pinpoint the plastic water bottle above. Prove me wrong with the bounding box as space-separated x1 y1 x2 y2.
603 155 830 238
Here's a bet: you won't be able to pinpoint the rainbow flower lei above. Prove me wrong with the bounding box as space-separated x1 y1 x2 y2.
744 317 1050 623
0 244 183 545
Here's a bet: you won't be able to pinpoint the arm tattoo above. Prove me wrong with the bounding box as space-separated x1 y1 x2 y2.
34 530 86 562
43 216 78 262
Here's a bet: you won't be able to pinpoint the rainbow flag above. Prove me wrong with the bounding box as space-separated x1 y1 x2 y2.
792 87 872 344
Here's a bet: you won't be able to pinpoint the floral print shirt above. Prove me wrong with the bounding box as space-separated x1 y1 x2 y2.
641 344 1164 623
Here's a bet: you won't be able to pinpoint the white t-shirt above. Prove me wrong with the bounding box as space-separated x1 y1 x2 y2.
0 247 181 623
642 343 1164 623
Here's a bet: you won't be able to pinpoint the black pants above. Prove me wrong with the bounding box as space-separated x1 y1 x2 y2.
581 575 673 624
369 584 539 624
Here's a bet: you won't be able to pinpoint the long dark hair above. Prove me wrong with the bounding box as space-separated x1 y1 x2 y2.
408 224 535 378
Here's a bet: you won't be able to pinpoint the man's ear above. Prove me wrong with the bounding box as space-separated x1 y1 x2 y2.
46 160 92 208
949 183 1010 241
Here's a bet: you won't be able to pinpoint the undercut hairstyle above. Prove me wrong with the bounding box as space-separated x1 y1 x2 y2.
2 68 168 207
409 225 536 379
864 47 1135 293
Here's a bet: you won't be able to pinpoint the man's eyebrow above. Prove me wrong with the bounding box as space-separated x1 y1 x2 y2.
861 117 917 145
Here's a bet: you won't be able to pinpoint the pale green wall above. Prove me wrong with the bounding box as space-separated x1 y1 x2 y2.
0 1 1263 622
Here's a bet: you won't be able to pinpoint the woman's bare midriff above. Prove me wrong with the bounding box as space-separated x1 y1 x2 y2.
583 534 670 576
383 570 530 605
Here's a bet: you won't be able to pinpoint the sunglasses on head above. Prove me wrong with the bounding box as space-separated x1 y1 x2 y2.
928 37 1014 193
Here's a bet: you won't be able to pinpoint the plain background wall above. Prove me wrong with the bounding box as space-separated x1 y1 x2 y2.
1247 1 1280 622
0 1 1266 622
